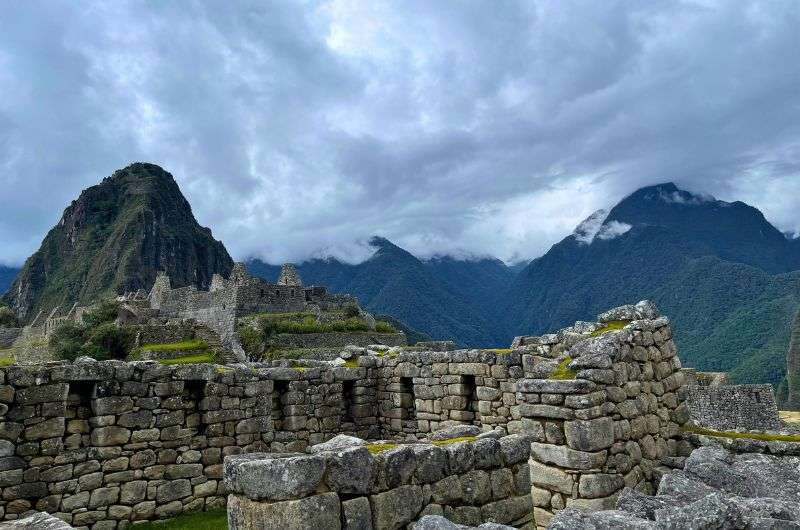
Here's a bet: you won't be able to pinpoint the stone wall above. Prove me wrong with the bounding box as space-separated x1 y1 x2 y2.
224 434 534 530
372 351 523 439
0 300 701 529
512 305 689 528
0 360 380 527
0 330 21 350
685 384 781 431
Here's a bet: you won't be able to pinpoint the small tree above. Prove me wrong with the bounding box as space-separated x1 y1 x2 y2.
49 323 87 362
342 303 360 319
82 300 120 328
84 323 134 360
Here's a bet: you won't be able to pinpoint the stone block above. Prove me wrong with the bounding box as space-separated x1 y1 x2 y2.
530 442 606 470
324 447 375 494
370 485 424 530
342 496 373 530
528 460 574 494
578 473 625 498
224 453 326 501
564 417 614 452
90 426 131 446
228 492 341 530
517 379 596 394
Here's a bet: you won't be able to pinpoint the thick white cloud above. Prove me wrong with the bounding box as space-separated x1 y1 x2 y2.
1 0 799 266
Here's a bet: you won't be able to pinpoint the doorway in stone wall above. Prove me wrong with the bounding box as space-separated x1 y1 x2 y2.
399 377 416 421
462 375 479 424
341 380 355 425
185 380 207 435
64 381 94 450
272 380 289 430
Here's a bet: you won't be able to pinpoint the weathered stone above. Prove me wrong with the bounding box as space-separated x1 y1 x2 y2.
564 417 614 452
370 484 424 530
528 460 574 494
342 496 373 530
530 442 606 470
224 452 326 501
228 492 342 530
578 473 625 498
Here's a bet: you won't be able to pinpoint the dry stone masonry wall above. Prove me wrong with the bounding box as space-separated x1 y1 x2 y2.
225 433 534 529
0 300 700 529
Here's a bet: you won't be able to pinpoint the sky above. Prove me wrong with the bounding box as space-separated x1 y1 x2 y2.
1 1 800 267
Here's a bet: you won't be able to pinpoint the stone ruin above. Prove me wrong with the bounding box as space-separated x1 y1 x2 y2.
0 299 792 530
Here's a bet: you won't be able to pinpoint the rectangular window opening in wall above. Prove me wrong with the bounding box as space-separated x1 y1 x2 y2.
64 381 94 450
462 375 478 424
185 380 207 435
342 380 355 424
400 377 416 420
273 380 289 430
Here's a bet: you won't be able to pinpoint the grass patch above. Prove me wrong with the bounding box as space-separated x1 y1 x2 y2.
367 443 399 454
682 424 800 442
549 356 577 380
134 509 227 530
343 359 359 368
486 348 513 354
158 353 216 365
0 356 15 367
431 436 477 446
590 320 631 337
141 340 208 352
374 321 397 333
377 350 399 359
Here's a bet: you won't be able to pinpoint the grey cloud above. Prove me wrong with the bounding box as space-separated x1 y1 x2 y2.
1 0 799 266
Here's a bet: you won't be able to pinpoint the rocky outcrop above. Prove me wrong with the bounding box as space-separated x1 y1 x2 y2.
547 446 800 529
2 163 233 321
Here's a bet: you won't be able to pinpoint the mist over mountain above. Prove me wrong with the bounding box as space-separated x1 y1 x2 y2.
506 183 800 388
2 163 233 321
247 237 515 348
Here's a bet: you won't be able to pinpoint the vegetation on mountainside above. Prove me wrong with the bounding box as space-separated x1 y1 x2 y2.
0 266 17 298
49 301 134 361
0 305 18 328
2 163 233 322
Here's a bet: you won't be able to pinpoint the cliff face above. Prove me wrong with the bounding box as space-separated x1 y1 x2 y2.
2 163 233 321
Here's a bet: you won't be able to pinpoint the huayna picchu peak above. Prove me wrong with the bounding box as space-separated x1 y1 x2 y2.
2 163 234 322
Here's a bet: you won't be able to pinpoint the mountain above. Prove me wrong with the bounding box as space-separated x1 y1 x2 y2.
0 266 20 297
2 163 233 321
247 238 516 347
506 182 800 388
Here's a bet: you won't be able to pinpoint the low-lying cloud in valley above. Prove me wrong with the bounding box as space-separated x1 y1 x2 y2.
1 1 800 266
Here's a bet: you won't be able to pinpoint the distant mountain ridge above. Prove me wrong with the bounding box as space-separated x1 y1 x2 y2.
0 266 18 298
505 182 800 390
2 163 233 321
247 237 516 348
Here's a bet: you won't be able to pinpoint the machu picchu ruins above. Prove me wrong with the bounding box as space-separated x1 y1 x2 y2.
0 296 799 530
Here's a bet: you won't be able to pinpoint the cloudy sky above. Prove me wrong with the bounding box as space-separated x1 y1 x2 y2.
2 1 800 266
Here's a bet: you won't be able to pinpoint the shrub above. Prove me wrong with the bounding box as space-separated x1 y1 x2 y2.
0 306 18 328
342 303 360 318
375 321 397 333
82 300 120 328
49 323 86 362
84 323 134 360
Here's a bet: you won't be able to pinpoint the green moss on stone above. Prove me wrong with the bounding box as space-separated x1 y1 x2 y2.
549 356 577 380
158 352 215 365
590 320 631 337
682 424 800 442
